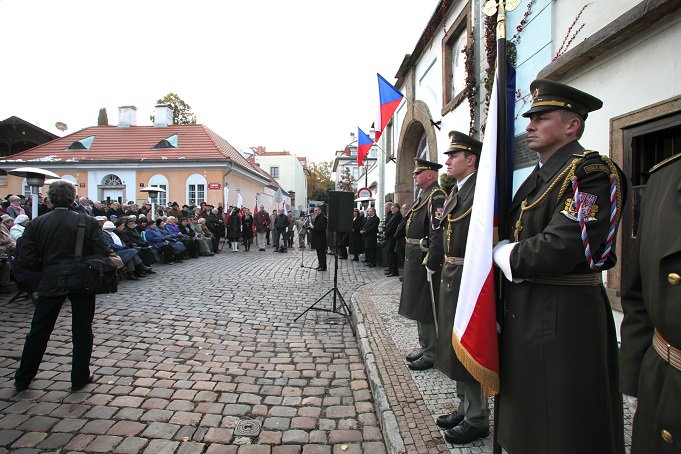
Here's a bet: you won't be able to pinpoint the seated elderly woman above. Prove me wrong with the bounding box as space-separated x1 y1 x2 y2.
10 214 30 242
122 218 159 266
189 217 215 255
166 216 198 259
180 217 214 256
197 217 220 253
147 219 186 262
101 221 153 280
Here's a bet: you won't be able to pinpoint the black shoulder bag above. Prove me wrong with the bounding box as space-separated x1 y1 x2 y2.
56 213 118 294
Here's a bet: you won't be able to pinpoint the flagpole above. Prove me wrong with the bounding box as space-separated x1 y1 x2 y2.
399 96 442 130
493 3 509 454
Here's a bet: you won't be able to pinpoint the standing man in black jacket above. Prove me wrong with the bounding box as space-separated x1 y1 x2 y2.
383 203 402 277
308 206 328 271
361 207 380 267
15 180 110 392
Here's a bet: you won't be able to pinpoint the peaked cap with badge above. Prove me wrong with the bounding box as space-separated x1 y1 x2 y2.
523 79 603 119
413 157 442 173
445 131 483 156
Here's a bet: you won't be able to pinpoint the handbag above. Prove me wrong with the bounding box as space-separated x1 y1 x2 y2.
56 214 118 294
108 254 125 269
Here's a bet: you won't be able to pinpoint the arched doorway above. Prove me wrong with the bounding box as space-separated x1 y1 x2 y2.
394 100 439 205
99 174 124 204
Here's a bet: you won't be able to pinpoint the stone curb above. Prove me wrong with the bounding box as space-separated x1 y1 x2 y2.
351 285 406 454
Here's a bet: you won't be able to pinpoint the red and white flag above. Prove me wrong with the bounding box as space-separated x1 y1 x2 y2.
453 71 501 396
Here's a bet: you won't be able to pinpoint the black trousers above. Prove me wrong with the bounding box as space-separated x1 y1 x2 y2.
316 248 326 269
365 247 377 265
15 292 96 387
387 238 399 274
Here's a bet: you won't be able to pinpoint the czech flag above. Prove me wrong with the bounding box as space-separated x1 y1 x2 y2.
452 69 502 397
357 128 373 167
376 73 404 143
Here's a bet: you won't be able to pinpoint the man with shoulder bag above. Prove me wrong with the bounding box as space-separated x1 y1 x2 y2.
15 180 111 393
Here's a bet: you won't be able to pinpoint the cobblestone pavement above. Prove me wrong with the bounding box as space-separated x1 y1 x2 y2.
0 247 386 454
0 246 635 453
354 276 635 454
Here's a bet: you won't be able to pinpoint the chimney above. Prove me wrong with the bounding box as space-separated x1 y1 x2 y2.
154 104 174 127
117 106 137 128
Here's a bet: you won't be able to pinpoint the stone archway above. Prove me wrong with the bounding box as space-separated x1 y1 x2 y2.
394 100 439 206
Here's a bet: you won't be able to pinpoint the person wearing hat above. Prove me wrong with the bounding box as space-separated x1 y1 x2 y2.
101 221 150 280
10 214 30 241
492 79 627 453
619 154 681 454
428 131 489 444
399 157 446 371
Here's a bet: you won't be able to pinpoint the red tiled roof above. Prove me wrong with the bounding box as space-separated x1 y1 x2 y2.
0 124 257 173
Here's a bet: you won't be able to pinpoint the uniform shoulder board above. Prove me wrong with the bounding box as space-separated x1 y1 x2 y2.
650 153 681 174
572 149 599 158
432 191 446 200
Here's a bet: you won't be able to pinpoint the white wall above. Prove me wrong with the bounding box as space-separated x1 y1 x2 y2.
562 13 681 154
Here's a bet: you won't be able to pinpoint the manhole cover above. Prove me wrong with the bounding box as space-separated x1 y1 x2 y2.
234 419 262 436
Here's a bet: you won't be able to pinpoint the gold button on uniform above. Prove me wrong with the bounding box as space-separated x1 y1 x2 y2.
668 273 681 285
661 429 674 444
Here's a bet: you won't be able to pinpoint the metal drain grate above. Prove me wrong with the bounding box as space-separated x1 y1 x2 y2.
234 419 262 436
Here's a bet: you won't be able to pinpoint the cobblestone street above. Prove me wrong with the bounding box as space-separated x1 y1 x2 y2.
0 245 633 453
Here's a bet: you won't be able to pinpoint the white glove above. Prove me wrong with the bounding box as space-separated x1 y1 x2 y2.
426 267 435 283
493 240 523 283
624 394 638 411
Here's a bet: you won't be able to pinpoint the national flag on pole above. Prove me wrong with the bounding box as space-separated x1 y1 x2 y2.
357 128 373 167
376 73 404 142
253 197 258 234
452 69 502 397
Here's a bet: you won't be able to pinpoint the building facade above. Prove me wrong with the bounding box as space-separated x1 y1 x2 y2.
0 106 280 212
253 148 309 213
376 0 680 307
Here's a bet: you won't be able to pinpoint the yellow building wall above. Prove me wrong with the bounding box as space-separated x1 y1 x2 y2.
2 168 273 211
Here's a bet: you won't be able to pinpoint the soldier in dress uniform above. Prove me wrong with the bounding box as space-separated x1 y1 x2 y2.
620 153 681 454
492 79 626 454
429 132 489 444
399 158 446 371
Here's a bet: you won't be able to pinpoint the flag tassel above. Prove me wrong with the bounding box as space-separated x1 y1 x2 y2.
452 333 500 398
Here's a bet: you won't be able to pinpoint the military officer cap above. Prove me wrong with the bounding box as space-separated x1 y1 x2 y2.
522 79 603 120
445 130 482 156
413 157 442 174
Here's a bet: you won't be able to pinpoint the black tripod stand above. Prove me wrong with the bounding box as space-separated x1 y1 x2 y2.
294 232 355 336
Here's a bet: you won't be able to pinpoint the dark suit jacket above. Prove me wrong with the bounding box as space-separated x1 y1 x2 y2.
361 215 380 248
309 214 327 250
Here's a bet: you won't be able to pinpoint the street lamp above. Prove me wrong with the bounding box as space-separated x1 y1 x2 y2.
140 186 166 220
8 167 60 219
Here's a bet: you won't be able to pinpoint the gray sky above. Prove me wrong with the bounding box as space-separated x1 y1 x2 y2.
0 0 440 163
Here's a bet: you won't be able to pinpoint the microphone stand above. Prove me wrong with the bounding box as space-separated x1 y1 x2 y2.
294 232 355 335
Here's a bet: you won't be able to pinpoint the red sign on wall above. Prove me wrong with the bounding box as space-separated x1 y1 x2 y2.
208 183 222 190
80 183 86 188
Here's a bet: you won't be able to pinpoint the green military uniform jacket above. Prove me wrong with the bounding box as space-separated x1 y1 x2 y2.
620 154 681 454
398 182 445 322
498 140 626 454
430 173 476 382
